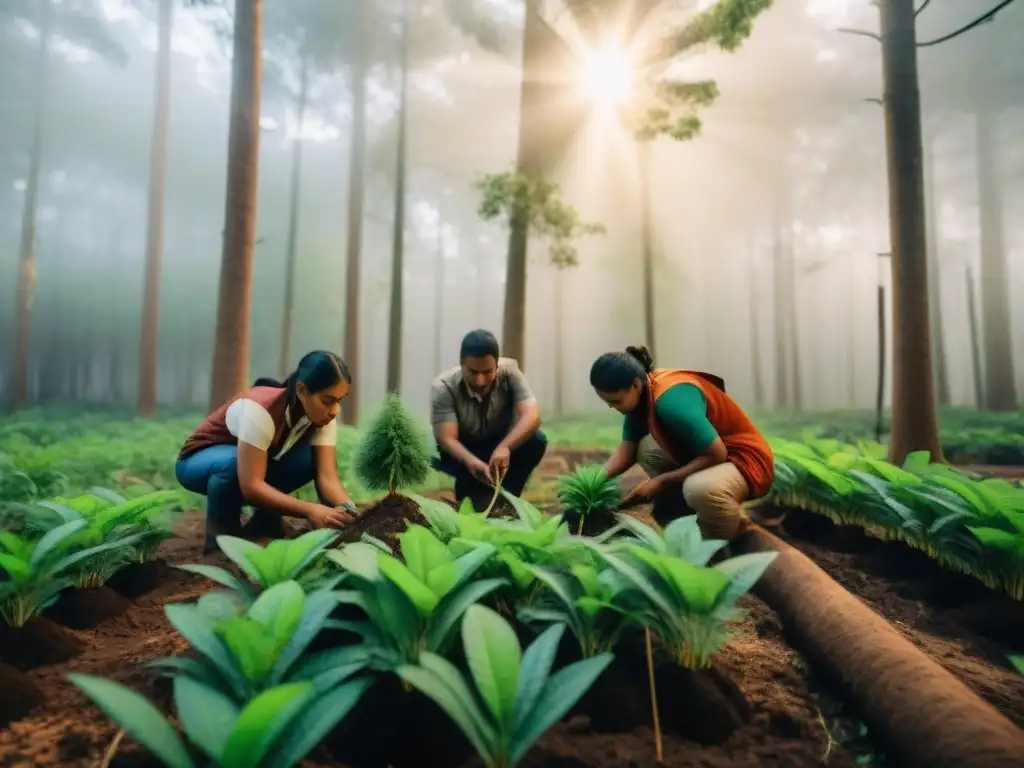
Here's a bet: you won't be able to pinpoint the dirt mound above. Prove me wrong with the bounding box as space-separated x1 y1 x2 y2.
335 493 428 552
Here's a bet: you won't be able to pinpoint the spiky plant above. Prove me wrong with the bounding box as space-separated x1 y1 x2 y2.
557 466 621 534
354 393 433 495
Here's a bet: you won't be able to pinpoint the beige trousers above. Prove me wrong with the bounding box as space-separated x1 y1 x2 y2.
636 435 751 540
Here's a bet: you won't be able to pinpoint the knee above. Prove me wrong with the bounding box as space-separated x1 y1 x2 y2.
683 472 746 540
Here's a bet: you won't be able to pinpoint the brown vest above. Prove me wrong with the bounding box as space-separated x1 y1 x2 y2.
646 369 775 499
178 386 303 460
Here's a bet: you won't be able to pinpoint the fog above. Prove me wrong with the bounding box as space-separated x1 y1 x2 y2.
1 0 1021 423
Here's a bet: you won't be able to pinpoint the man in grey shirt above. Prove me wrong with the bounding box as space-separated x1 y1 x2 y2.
431 329 547 506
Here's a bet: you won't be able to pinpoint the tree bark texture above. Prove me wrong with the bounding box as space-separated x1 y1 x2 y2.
502 1 587 368
879 0 942 464
386 0 411 394
279 53 309 379
965 265 984 408
974 108 1017 411
10 0 53 412
638 140 656 360
342 0 369 425
208 0 263 411
137 0 173 417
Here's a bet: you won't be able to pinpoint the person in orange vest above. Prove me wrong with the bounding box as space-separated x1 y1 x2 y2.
589 345 774 540
176 350 358 553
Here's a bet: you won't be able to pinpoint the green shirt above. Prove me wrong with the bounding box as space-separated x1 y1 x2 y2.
622 383 719 457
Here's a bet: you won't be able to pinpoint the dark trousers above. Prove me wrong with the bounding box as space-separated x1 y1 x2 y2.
175 442 315 552
432 429 547 501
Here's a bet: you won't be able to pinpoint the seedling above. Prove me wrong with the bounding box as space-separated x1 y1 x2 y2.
176 529 341 603
556 465 621 534
397 604 613 768
327 526 506 666
353 393 433 495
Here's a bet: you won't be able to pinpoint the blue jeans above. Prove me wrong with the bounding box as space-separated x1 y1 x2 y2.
432 429 547 501
175 442 315 552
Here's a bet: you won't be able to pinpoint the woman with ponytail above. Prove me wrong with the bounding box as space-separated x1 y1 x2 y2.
588 346 773 541
176 350 357 553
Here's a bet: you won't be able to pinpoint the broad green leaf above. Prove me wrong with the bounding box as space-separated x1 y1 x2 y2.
219 683 315 768
712 552 778 610
216 537 265 585
280 529 338 575
462 604 521 727
902 451 932 473
377 554 439 615
967 527 1024 554
196 590 248 622
0 553 31 580
173 675 239 760
399 525 452 584
398 655 495 762
326 542 381 580
660 557 730 614
426 578 507 651
1010 656 1024 677
217 618 278 682
28 519 87 569
270 589 342 684
513 623 563 732
68 673 195 768
248 540 291 585
165 604 246 695
247 581 304 648
176 564 252 596
262 678 372 768
510 652 613 763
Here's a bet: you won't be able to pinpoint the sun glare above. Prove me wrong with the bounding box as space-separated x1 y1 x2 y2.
579 47 634 107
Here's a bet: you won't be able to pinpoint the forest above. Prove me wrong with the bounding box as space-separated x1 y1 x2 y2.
1 1 1022 767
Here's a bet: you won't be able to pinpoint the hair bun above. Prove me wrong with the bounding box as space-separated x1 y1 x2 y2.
625 345 654 373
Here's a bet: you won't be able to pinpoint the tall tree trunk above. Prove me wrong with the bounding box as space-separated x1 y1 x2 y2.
965 264 984 407
209 0 263 410
974 108 1016 411
137 0 173 417
342 0 369 425
747 250 765 408
772 232 789 408
386 0 411 394
788 238 803 411
502 2 583 368
279 52 309 378
879 0 942 464
638 140 656 358
10 0 53 411
922 136 950 406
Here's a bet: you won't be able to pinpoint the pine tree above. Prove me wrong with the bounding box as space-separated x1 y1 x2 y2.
354 393 432 495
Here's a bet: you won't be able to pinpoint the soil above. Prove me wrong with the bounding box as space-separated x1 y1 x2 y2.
7 448 1019 767
0 617 84 671
105 560 177 600
777 507 1024 727
560 507 618 537
333 493 428 552
43 586 132 630
0 665 43 729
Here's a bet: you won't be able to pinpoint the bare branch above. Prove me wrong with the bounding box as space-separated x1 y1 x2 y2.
915 0 933 17
917 0 1018 47
837 27 881 42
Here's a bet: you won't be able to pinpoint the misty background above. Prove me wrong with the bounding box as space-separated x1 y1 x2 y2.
0 0 1021 425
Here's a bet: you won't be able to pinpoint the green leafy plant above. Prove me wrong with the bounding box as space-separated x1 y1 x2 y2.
0 520 142 627
177 529 341 603
397 604 612 768
326 526 506 667
556 465 621 534
69 667 369 768
475 171 605 268
353 393 433 495
148 581 368 702
593 536 777 668
518 562 637 657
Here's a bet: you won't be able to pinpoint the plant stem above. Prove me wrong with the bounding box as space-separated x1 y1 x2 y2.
483 469 504 516
645 628 663 763
576 514 584 535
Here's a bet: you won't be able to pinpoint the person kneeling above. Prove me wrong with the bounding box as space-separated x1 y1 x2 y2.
431 329 547 509
176 350 358 554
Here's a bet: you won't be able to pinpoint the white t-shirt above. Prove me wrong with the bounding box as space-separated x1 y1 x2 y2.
225 398 337 460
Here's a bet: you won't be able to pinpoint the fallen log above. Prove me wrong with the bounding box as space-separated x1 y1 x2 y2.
733 526 1024 768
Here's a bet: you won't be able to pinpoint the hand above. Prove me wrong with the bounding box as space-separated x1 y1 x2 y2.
488 445 511 479
465 456 494 485
621 476 665 508
307 504 354 529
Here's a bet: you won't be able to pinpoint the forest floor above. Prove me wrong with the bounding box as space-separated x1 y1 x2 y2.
0 448 1021 768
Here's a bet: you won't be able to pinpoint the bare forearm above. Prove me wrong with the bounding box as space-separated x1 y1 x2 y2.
315 476 352 508
498 413 540 451
603 443 636 480
243 481 319 520
439 436 477 467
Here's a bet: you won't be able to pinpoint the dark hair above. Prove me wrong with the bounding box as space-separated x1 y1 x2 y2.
254 350 351 406
460 329 500 362
589 345 653 392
